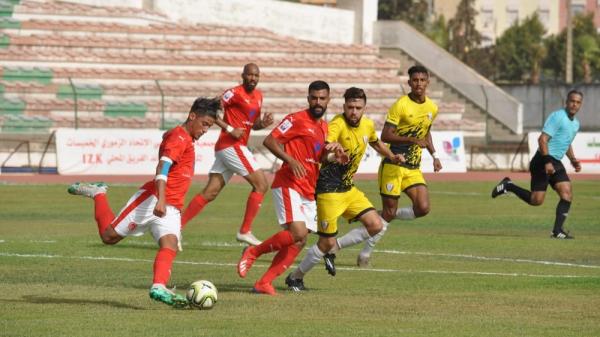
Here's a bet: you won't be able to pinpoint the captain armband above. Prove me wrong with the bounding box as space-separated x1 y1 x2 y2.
155 156 173 182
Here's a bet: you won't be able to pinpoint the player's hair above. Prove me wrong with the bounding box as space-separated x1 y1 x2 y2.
408 65 429 78
308 80 330 93
567 89 583 100
189 97 220 119
343 87 367 103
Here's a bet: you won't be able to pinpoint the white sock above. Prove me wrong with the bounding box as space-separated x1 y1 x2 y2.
336 226 370 249
360 217 389 257
293 244 325 278
395 207 415 220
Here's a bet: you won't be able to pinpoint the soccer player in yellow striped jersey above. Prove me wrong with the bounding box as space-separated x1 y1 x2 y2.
285 87 404 289
355 65 443 268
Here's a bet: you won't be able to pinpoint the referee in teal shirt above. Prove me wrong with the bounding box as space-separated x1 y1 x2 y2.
491 90 583 239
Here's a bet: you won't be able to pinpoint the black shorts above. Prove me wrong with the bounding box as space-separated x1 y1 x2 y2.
529 151 570 191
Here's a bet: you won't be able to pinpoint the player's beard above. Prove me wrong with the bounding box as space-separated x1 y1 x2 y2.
309 105 326 119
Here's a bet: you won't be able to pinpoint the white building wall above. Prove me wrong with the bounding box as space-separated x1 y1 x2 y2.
55 0 356 44
153 0 355 44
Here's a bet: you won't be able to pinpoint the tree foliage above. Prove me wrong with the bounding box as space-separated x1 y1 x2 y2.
378 0 429 30
494 14 546 84
447 0 481 65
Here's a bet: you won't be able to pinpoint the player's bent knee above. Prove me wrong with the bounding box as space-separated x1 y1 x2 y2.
415 205 430 217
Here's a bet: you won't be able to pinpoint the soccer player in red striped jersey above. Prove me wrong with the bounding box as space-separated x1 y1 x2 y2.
67 97 219 308
181 63 274 246
236 80 347 295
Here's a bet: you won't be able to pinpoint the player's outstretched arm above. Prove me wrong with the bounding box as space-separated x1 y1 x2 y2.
381 123 427 147
215 117 244 139
426 132 442 172
263 133 306 178
538 133 555 175
153 158 171 217
369 139 405 164
323 142 349 164
566 145 581 172
253 111 274 130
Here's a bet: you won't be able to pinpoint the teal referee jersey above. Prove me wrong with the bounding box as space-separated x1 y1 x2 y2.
542 108 580 160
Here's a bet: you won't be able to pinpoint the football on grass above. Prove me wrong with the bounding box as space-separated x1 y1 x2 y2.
186 280 218 309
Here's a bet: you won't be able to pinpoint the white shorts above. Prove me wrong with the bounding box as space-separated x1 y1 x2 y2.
271 187 317 232
209 145 261 182
112 189 181 242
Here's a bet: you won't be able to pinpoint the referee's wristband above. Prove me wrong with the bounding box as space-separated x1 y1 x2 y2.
542 155 554 164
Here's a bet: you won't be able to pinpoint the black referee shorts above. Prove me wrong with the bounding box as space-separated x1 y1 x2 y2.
529 151 570 192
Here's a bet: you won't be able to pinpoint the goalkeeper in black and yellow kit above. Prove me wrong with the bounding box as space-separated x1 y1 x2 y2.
284 87 404 291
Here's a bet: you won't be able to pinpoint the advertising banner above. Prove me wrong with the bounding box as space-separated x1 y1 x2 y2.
357 131 467 173
56 128 218 175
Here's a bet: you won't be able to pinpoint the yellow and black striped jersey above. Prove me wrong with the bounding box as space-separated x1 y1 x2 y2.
384 95 438 169
316 114 378 194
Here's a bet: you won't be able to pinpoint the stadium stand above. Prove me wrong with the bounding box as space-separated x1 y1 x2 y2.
0 0 476 136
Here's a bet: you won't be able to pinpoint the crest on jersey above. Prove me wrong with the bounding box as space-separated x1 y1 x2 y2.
314 142 323 152
223 90 234 102
249 109 257 118
128 222 137 231
386 183 394 192
427 112 433 120
277 119 293 134
363 136 369 144
320 220 329 231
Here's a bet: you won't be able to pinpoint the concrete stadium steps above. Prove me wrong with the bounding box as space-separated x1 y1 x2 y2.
0 66 402 85
0 46 400 72
0 31 381 59
13 0 169 24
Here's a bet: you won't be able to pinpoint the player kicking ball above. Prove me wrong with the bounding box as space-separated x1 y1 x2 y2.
67 97 219 307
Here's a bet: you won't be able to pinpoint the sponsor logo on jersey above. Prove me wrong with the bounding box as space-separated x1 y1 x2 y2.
249 109 256 118
427 112 433 120
277 119 293 134
223 90 234 102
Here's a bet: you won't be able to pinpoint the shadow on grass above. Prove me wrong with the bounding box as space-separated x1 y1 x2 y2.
10 295 147 310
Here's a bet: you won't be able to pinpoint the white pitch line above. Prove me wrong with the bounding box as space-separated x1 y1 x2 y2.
26 239 600 270
376 249 600 269
0 252 597 279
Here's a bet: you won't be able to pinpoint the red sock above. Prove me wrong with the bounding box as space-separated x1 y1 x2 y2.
152 247 177 285
239 191 264 234
254 230 295 256
93 194 115 237
181 194 209 229
257 243 301 285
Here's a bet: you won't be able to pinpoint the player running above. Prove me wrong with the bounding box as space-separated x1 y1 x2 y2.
182 63 273 246
285 87 404 290
235 80 346 295
341 65 442 268
67 97 219 308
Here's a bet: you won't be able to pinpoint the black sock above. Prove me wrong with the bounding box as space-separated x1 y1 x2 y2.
505 183 532 204
553 199 571 233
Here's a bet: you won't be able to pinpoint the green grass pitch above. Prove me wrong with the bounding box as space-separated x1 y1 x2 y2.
1 179 599 337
